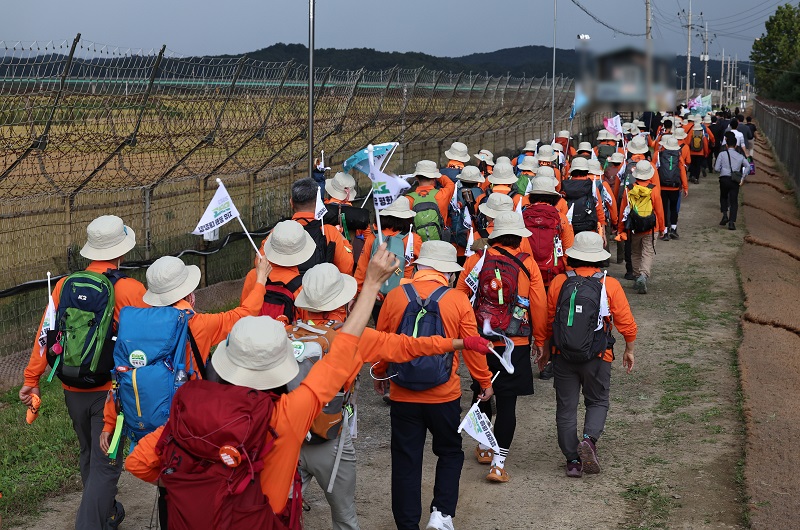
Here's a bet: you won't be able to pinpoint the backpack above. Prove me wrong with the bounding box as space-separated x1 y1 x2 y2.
439 166 462 183
46 269 125 388
408 189 447 242
113 306 204 446
371 231 406 295
523 204 565 286
286 321 347 443
387 285 454 391
690 130 704 153
561 178 598 234
552 271 614 363
596 144 617 168
658 149 682 188
451 184 483 247
625 183 657 233
474 247 531 337
297 219 336 275
260 276 303 323
322 204 371 236
156 380 295 530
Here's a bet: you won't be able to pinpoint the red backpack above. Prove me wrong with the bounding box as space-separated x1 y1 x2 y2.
156 380 301 530
260 276 303 323
523 204 565 286
474 247 531 337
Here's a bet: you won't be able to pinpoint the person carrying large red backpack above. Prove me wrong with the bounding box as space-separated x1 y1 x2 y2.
522 177 574 289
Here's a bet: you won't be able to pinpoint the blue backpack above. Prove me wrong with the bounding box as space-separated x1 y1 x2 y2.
112 306 204 447
451 183 483 248
439 166 462 184
387 285 454 391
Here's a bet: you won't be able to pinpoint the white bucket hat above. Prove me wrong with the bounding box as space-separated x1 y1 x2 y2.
295 263 357 313
627 136 649 154
489 211 532 240
557 130 571 139
211 316 298 390
633 160 655 180
488 162 518 185
523 140 539 152
444 141 470 163
588 159 603 176
473 149 495 166
458 165 485 183
550 142 563 152
517 156 538 172
325 172 357 202
80 215 137 261
495 156 512 165
621 122 633 133
264 220 317 267
143 256 202 307
608 152 625 164
703 115 712 124
565 231 611 262
537 145 558 162
692 122 703 131
413 160 442 180
673 128 688 140
535 165 556 180
379 196 416 219
660 135 680 151
597 130 611 141
569 157 590 173
478 193 514 218
413 240 463 273
577 141 593 153
527 177 560 196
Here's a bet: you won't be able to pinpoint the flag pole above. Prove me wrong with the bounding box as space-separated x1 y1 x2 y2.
216 178 262 258
367 145 384 245
46 271 52 299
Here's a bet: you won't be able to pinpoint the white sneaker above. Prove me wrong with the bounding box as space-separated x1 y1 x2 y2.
426 507 455 530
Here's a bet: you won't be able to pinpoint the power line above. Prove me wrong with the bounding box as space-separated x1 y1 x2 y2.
702 0 783 23
567 0 647 37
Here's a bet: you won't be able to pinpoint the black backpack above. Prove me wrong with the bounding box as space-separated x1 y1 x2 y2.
596 144 617 168
322 204 371 236
552 271 614 363
561 179 598 234
297 218 336 276
387 285 454 391
658 149 682 188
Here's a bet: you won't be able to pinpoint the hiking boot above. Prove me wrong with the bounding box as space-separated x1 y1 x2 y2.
659 232 670 242
624 272 637 281
539 361 553 380
107 500 125 529
702 169 707 178
635 274 648 294
669 228 679 240
566 460 583 478
728 222 736 231
577 438 601 474
475 446 494 465
426 507 455 530
719 214 729 226
486 465 510 483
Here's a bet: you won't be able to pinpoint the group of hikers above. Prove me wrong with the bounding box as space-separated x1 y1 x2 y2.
18 106 753 530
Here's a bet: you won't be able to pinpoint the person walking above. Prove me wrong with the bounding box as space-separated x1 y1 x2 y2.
656 135 688 241
715 132 750 230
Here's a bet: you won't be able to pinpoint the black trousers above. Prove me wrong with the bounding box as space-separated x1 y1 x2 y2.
719 176 741 222
689 155 705 180
624 237 632 274
390 398 464 529
660 189 680 227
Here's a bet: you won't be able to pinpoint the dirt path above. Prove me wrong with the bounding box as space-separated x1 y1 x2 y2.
13 174 748 530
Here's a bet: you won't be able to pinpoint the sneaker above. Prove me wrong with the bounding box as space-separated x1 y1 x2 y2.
719 215 729 226
577 438 601 474
635 274 648 294
486 465 510 483
624 272 636 281
426 507 455 530
659 232 670 242
107 500 125 529
669 228 680 240
539 362 553 380
702 169 707 178
566 460 582 478
728 222 736 231
475 445 494 465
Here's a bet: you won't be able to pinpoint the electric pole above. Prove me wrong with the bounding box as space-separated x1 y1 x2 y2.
720 47 725 108
703 22 709 92
685 0 692 105
646 0 653 111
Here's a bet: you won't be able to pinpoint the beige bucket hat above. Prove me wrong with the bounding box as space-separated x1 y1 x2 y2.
80 215 137 261
588 159 604 176
413 240 463 273
489 211 532 240
673 127 688 140
211 316 298 390
517 156 538 172
535 165 556 179
325 172 357 202
597 130 611 142
295 263 357 313
608 152 625 164
569 157 590 173
550 142 563 152
379 196 416 219
527 176 560 196
143 256 201 307
264 220 317 267
444 141 470 163
692 122 703 131
478 193 514 218
523 140 539 152
703 115 712 124
413 160 442 180
627 136 649 154
660 135 680 151
473 149 495 166
537 144 558 162
458 165 485 183
621 122 633 133
565 231 611 262
577 142 593 153
495 156 512 165
557 130 571 139
488 162 518 185
633 160 655 180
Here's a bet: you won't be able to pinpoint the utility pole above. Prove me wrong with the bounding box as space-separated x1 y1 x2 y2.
550 0 557 140
703 22 709 92
308 0 315 177
646 0 653 111
720 47 725 108
685 0 692 106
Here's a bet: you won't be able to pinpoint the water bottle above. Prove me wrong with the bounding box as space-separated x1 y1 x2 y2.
174 363 188 390
506 296 530 336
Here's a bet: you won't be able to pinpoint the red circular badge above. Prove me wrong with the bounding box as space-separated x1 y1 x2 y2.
219 445 242 468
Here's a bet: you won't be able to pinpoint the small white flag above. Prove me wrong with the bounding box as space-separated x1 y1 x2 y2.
192 181 241 235
524 177 533 195
465 246 487 304
462 205 473 229
367 145 411 210
596 270 611 331
314 186 328 221
482 320 516 374
465 227 475 257
458 401 500 452
404 226 415 266
38 272 56 356
566 203 575 224
515 198 523 215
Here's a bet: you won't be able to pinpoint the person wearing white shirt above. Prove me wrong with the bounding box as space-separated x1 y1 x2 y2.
714 132 750 231
726 119 746 150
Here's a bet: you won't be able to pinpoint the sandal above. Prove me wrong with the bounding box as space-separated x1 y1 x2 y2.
475 446 494 465
486 465 509 483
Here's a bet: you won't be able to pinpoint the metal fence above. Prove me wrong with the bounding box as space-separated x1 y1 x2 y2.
0 34 602 358
753 98 800 193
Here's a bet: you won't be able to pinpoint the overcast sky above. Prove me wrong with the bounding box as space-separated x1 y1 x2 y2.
8 0 776 62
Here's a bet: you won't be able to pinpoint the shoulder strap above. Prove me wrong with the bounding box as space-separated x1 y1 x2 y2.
427 285 451 304
285 275 303 294
566 270 576 277
493 246 531 280
401 283 421 306
187 326 207 380
103 268 127 285
592 271 605 279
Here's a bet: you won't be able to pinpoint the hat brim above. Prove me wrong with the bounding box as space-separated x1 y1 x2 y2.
415 170 442 180
634 167 655 180
473 154 495 166
413 257 463 273
211 337 299 391
444 150 470 163
528 187 560 196
537 154 558 162
143 264 201 307
565 246 611 262
295 274 357 313
569 166 589 174
489 227 532 239
478 203 509 218
488 175 519 185
264 231 317 267
325 179 356 201
518 164 537 172
458 174 486 184
628 145 649 154
379 208 415 219
80 227 136 261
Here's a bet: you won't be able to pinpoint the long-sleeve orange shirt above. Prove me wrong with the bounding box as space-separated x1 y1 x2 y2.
293 212 354 275
354 228 421 293
617 177 666 235
456 244 548 348
23 260 148 391
546 267 637 362
372 270 492 403
406 177 456 227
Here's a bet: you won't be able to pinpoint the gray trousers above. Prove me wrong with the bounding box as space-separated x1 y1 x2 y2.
63 389 123 530
553 356 612 461
299 428 360 530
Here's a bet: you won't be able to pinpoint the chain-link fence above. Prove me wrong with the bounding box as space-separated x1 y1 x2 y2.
0 34 605 358
753 98 800 194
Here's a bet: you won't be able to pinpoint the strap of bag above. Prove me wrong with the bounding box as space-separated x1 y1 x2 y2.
285 275 303 294
493 246 531 280
187 327 207 380
725 149 733 176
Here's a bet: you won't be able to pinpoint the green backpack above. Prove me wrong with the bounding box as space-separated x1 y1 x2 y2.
371 231 407 295
408 190 446 242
